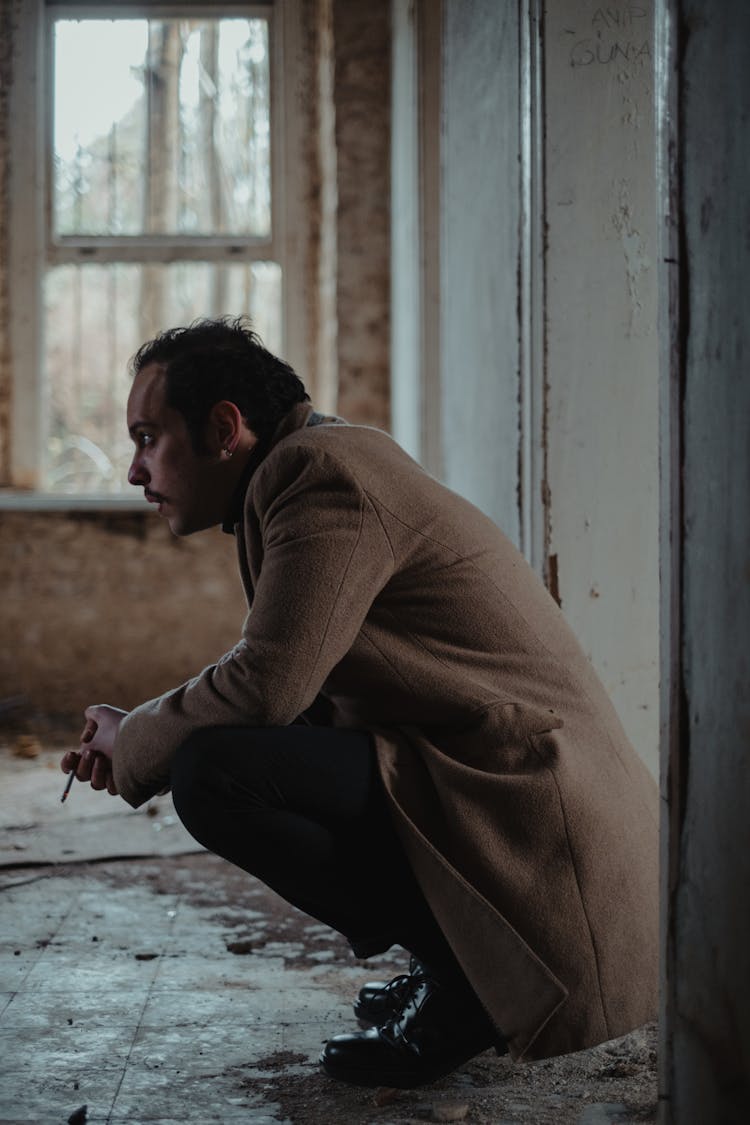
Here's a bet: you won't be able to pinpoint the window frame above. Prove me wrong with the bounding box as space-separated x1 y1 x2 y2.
7 0 306 503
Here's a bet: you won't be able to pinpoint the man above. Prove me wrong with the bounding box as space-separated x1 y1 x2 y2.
61 317 658 1089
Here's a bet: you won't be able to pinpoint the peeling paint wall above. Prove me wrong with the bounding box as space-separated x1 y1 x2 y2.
544 0 660 772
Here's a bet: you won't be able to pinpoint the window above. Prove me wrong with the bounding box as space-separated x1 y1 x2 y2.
8 0 305 497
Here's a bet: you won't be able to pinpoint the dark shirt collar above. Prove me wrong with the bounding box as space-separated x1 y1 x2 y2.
221 401 328 534
221 440 268 534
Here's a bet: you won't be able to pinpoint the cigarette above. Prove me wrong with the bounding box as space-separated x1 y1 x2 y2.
61 756 80 803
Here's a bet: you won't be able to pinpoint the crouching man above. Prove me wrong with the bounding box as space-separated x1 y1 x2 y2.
61 317 658 1088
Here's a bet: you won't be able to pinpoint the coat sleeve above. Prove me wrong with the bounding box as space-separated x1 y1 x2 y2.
112 443 395 807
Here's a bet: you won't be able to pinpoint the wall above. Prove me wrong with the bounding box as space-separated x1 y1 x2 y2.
390 0 442 472
391 0 523 534
543 0 660 772
0 0 392 728
390 0 660 774
0 512 244 720
390 0 421 462
663 1 750 1120
332 0 391 427
439 0 522 538
0 0 20 486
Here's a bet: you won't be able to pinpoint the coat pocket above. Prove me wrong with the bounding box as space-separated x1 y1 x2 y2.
424 700 563 773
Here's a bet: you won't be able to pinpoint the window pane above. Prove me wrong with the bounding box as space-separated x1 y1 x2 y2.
43 262 282 493
53 17 271 238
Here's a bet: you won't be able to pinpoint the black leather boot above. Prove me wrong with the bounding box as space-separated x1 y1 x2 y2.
322 970 506 1088
353 956 425 1024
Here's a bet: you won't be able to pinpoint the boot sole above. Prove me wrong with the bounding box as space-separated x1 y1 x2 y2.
321 1055 453 1088
320 1039 497 1090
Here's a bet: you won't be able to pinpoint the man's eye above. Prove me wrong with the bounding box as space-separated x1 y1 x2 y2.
138 432 154 448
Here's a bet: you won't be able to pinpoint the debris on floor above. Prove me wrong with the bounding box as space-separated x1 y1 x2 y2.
0 740 657 1124
12 733 42 759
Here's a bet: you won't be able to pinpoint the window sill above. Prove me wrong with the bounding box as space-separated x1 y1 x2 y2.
0 491 150 512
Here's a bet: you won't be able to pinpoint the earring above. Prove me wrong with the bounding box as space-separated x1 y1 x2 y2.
222 448 233 460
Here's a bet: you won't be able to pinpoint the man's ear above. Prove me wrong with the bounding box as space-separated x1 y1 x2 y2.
205 400 249 457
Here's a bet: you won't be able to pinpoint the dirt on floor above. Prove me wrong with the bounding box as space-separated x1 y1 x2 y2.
59 854 657 1124
0 834 657 1125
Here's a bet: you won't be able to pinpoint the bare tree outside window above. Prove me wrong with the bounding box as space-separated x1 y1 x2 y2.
44 16 280 494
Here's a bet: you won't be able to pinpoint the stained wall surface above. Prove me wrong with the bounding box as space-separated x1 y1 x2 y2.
544 0 660 772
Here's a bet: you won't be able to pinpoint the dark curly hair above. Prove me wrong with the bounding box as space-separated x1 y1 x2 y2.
130 316 309 450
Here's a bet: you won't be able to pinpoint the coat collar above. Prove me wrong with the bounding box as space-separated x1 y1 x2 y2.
221 402 343 533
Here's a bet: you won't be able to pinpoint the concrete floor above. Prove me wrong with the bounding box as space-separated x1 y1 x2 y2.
0 742 658 1125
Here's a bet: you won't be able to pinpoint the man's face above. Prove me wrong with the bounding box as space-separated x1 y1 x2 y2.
126 363 229 536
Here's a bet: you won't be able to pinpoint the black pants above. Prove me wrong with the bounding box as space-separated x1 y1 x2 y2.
170 725 463 981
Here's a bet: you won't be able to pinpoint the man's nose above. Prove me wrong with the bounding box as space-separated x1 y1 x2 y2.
128 456 148 487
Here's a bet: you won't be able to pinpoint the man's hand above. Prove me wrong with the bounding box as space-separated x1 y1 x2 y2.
60 705 128 796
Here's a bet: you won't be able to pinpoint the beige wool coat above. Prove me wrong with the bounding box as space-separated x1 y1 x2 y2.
114 402 659 1062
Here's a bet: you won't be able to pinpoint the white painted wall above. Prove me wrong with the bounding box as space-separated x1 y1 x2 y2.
391 0 522 537
439 0 522 540
391 0 421 462
543 0 660 772
391 0 660 775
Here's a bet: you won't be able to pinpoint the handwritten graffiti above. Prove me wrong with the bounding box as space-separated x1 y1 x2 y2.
571 39 651 67
591 6 647 29
569 5 650 69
